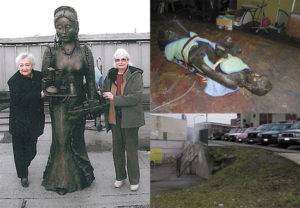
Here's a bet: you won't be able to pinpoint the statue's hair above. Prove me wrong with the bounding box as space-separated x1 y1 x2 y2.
53 6 79 45
113 48 133 67
15 52 35 69
54 6 78 23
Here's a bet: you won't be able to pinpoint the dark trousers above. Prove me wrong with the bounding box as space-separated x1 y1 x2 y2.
111 113 140 185
12 134 38 178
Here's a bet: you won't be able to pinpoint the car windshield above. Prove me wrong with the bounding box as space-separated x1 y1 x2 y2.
239 128 246 133
229 128 237 133
290 123 300 130
257 124 271 130
270 124 291 131
245 127 256 133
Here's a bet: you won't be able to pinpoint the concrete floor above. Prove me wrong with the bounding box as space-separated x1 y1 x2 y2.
0 113 150 208
151 13 300 113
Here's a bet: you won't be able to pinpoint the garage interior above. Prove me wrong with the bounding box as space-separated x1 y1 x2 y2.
150 0 300 113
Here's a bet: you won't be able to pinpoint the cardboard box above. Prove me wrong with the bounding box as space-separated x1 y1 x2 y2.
216 15 234 27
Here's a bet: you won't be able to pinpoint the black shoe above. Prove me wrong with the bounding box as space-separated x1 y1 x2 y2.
21 177 29 188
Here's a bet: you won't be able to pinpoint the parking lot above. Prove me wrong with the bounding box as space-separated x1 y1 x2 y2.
209 121 300 152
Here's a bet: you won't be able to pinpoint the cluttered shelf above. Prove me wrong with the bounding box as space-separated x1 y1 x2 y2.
216 8 300 47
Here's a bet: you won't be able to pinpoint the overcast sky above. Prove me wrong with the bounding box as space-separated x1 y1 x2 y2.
0 0 150 38
151 113 237 127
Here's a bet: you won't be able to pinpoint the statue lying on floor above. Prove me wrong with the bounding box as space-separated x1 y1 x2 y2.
157 19 272 96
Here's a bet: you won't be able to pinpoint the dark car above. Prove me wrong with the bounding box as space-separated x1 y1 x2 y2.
211 131 226 140
258 123 292 145
246 123 274 144
278 122 300 147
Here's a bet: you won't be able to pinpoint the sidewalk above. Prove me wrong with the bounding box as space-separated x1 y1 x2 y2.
0 123 150 208
277 153 300 165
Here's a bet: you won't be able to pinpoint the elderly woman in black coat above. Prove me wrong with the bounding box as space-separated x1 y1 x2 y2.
7 52 45 187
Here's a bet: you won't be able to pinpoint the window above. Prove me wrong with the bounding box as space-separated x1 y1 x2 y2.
163 132 167 140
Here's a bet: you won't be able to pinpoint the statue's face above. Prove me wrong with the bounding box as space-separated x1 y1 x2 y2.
18 58 33 77
246 72 272 96
55 17 77 42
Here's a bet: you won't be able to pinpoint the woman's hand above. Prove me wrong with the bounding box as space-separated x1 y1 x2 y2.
41 90 45 98
103 92 114 101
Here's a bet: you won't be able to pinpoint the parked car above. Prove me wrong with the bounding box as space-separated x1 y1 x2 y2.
236 127 257 143
258 123 292 145
278 122 300 146
228 128 245 142
211 131 225 140
246 123 274 144
223 128 240 141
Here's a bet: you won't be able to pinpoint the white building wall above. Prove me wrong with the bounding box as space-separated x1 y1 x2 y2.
150 115 187 141
150 115 187 161
150 140 184 159
272 114 288 123
249 113 260 127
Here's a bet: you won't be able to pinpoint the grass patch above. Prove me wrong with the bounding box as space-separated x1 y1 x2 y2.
151 146 300 208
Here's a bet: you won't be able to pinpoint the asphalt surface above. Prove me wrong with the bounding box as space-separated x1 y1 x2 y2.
150 164 205 196
0 114 150 208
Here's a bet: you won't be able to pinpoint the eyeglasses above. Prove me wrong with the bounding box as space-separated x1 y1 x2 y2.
114 58 127 63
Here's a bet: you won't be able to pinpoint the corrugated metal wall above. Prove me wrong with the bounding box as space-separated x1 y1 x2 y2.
0 33 150 91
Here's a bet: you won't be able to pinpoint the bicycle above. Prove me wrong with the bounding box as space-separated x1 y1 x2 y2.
266 0 290 33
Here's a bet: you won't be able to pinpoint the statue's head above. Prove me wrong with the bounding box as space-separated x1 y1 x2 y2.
245 72 272 96
54 6 79 42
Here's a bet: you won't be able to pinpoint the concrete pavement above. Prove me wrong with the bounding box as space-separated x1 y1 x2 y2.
151 164 205 196
0 119 150 208
277 153 300 165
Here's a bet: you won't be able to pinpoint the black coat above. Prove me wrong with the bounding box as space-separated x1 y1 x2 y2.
8 70 45 137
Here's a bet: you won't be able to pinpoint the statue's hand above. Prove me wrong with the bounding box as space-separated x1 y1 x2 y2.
215 36 242 58
68 99 108 121
86 113 96 120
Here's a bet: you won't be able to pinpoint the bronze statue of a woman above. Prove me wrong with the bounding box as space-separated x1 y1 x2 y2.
157 19 272 96
41 6 96 195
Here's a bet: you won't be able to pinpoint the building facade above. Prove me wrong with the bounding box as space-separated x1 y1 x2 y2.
0 33 150 91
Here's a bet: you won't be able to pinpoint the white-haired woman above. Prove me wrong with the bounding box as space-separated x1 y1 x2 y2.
102 48 145 191
7 52 45 187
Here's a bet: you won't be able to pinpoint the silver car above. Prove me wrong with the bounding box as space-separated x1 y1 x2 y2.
278 122 300 146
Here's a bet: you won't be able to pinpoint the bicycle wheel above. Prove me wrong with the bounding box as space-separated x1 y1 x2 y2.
275 9 289 29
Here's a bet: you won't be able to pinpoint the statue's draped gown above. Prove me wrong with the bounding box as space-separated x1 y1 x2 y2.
41 43 96 193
